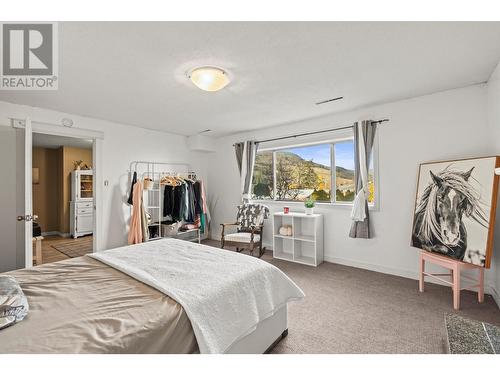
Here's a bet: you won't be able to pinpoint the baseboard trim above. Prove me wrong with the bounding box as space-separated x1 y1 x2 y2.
41 231 71 238
490 286 500 309
324 254 418 280
266 243 417 280
247 242 499 309
324 255 498 307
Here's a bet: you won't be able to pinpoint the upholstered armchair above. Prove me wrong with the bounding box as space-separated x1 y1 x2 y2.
220 203 270 258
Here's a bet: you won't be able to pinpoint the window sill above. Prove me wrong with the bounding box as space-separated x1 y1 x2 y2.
251 199 379 211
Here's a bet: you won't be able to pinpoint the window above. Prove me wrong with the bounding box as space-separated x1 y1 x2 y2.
252 150 274 200
251 138 376 204
274 144 331 201
334 141 355 202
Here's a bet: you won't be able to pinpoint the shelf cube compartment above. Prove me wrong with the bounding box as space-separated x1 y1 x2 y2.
294 239 316 266
274 213 294 237
293 216 316 242
273 236 294 261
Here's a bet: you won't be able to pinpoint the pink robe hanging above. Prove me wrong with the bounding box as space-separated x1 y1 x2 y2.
128 180 144 245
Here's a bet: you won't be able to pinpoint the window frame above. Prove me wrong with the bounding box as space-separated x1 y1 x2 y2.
251 134 379 208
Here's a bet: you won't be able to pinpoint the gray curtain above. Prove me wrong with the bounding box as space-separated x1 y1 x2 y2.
349 120 377 239
234 142 244 175
235 141 259 202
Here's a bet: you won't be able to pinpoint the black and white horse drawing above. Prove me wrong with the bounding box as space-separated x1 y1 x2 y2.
411 167 488 264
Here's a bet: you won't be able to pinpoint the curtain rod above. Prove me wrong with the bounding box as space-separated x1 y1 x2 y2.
232 119 389 146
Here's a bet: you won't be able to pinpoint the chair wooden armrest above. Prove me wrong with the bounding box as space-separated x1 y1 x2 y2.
220 222 239 227
250 224 264 231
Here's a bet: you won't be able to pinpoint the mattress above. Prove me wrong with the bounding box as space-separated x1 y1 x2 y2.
0 256 198 354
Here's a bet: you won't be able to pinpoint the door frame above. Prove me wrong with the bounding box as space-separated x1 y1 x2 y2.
11 118 104 267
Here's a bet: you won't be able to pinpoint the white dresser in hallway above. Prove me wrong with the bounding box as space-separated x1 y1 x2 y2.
272 212 324 266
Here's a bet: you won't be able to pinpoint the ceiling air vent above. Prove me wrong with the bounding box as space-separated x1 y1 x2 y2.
315 96 343 105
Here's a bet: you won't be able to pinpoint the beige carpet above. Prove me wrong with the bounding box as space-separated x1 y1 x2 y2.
51 236 93 258
202 240 500 354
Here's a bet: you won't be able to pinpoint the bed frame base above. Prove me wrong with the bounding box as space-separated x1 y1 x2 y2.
224 305 288 354
264 329 288 354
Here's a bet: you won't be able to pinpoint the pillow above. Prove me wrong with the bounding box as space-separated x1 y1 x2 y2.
0 276 29 330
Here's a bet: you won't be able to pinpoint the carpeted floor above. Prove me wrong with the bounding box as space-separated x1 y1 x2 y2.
202 240 500 354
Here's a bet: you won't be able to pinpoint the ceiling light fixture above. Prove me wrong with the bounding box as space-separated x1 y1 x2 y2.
188 66 230 92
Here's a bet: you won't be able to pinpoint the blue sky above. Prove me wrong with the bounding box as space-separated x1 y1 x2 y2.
287 141 355 170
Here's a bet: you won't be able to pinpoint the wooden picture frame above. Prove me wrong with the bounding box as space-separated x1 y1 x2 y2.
410 156 500 268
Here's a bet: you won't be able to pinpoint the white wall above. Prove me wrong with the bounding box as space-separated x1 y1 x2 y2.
0 81 498 301
207 84 500 296
0 100 192 264
487 61 500 304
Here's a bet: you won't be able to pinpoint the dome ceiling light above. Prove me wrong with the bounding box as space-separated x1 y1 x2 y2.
188 66 230 92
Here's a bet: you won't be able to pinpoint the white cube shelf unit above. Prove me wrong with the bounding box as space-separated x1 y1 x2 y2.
272 212 324 267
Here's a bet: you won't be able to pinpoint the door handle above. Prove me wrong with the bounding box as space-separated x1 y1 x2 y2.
17 215 33 222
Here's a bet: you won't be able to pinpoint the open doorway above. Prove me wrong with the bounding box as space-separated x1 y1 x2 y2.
32 133 94 266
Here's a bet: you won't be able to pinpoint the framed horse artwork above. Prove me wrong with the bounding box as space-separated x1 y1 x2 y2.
411 156 500 268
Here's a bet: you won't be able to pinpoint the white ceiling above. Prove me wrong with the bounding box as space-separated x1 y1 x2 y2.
2 22 500 137
32 132 92 149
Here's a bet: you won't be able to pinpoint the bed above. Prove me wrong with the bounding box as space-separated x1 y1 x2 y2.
0 239 304 354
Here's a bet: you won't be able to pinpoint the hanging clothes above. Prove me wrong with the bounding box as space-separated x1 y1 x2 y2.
184 181 196 223
128 180 143 244
200 180 211 233
161 177 210 229
172 184 185 222
201 180 211 223
141 198 149 242
193 181 204 216
127 171 137 205
163 185 175 217
200 214 205 233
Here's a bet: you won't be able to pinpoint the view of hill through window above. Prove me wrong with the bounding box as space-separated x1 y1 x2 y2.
251 141 374 203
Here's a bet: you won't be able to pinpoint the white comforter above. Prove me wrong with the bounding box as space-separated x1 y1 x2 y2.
89 238 305 354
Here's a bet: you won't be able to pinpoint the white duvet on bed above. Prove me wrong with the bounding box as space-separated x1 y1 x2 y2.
89 238 304 354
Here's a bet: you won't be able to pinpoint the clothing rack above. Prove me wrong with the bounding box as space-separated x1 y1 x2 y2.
129 161 194 176
158 171 197 183
128 161 202 243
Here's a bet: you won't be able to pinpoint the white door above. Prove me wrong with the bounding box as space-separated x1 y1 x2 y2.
0 118 33 271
